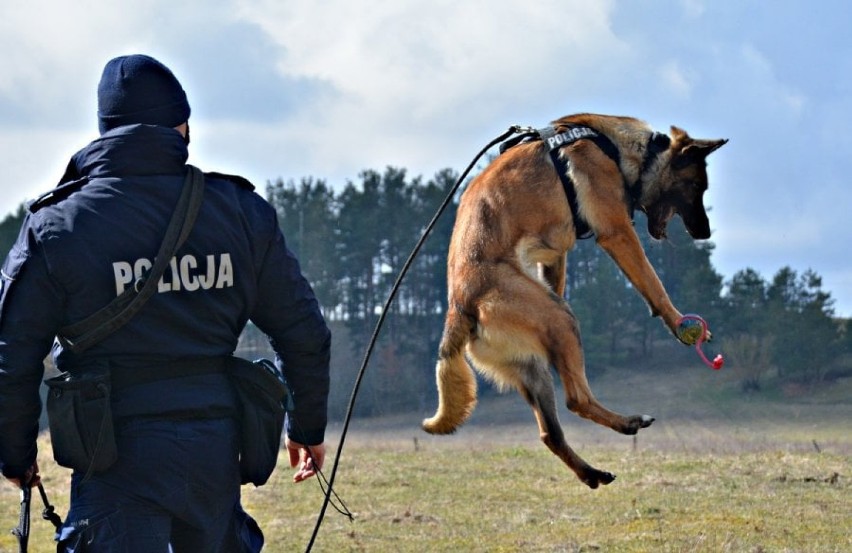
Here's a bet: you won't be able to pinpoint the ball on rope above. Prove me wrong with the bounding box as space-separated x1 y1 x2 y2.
676 316 705 346
676 314 724 370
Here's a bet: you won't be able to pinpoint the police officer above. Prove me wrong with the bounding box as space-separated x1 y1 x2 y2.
0 54 331 551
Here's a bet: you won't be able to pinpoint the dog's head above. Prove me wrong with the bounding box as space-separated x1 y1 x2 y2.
643 127 727 240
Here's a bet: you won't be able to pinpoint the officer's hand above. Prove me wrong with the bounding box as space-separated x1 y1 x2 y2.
285 437 325 483
4 461 40 489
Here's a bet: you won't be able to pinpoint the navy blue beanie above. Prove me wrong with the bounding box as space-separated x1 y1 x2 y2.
97 54 191 134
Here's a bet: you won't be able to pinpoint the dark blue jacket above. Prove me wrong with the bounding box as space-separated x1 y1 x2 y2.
0 124 330 478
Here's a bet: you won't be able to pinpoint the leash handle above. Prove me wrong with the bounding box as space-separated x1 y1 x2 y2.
10 483 63 553
677 314 724 370
11 485 31 553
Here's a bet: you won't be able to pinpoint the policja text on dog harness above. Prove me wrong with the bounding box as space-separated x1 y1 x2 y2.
499 125 622 239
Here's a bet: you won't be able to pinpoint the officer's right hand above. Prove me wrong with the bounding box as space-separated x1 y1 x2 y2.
285 437 325 483
4 461 40 489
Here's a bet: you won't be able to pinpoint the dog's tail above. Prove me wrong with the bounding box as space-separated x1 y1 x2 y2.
422 306 477 434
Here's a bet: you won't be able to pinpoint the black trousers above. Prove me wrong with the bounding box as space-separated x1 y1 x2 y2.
55 417 262 552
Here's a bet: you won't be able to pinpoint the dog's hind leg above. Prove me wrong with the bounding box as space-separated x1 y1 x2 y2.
517 356 615 489
549 306 655 435
422 308 478 435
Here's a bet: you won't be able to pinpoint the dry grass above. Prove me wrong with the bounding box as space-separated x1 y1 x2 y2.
248 440 849 553
2 369 849 552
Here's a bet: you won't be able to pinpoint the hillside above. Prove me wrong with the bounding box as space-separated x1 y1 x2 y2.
336 364 852 456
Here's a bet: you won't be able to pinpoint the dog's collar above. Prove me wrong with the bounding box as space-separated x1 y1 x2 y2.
629 132 671 214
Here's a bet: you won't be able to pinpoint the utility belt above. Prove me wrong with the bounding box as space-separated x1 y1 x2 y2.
45 356 291 486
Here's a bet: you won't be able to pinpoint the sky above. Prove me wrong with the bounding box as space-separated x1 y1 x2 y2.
2 0 851 316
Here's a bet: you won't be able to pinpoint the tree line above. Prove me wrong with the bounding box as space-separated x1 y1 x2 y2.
1 166 849 417
261 166 851 415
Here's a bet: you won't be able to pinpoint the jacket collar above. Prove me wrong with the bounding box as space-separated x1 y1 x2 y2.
65 124 189 183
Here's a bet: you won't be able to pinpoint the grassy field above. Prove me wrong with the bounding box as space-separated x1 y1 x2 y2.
2 369 849 552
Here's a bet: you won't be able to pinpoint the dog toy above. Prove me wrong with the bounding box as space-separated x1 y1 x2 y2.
676 314 724 370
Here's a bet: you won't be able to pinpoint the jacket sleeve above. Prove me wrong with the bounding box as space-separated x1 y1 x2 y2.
248 207 331 446
0 219 64 478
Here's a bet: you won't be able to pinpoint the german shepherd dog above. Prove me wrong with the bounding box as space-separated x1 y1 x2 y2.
422 113 727 488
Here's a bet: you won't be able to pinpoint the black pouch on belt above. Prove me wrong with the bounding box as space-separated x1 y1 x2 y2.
44 370 117 479
227 357 292 487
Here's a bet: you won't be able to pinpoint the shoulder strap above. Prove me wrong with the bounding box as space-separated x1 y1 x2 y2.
57 165 206 354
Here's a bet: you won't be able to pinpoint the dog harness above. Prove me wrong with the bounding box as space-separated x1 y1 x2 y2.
499 125 669 239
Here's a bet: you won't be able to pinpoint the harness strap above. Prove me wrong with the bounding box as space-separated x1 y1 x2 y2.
499 124 668 239
539 126 621 239
549 149 592 239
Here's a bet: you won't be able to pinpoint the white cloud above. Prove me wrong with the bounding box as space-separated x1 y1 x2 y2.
679 0 706 18
739 44 806 117
222 0 633 182
0 128 88 212
659 61 695 98
0 1 160 128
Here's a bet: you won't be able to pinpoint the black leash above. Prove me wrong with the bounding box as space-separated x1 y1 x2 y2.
303 125 532 552
38 484 63 532
11 483 63 553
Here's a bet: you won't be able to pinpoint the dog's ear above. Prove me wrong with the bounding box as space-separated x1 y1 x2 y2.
679 138 728 161
669 126 728 167
670 126 727 154
669 126 689 143
694 138 728 156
